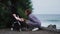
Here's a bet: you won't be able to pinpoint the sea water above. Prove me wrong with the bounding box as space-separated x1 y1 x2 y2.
35 14 60 29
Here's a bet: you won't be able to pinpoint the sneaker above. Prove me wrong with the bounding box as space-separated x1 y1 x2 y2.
32 28 39 31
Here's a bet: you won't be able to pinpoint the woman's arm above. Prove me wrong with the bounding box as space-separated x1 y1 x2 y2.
12 14 24 21
29 14 39 23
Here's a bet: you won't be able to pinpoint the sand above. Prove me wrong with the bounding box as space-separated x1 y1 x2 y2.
0 29 60 34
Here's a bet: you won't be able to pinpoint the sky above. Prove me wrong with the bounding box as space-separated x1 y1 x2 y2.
31 0 60 14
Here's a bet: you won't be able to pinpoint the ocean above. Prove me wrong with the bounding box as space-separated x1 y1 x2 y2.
35 14 60 29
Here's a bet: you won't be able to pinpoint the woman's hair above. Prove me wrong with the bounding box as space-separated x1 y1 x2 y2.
25 9 32 15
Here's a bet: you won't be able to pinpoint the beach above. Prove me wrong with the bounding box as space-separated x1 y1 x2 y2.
0 28 60 34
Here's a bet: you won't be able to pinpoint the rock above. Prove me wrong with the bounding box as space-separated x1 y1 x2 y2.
47 24 56 31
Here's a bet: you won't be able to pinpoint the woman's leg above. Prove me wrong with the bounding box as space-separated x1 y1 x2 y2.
26 20 41 29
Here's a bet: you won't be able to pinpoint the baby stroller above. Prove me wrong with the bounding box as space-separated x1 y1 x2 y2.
10 14 28 31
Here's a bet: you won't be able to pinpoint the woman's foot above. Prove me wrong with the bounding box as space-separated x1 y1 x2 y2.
32 28 39 31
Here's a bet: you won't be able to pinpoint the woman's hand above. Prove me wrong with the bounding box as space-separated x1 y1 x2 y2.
20 18 24 22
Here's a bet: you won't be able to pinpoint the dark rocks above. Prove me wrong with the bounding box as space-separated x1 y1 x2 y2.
48 24 56 29
47 24 56 31
41 24 60 33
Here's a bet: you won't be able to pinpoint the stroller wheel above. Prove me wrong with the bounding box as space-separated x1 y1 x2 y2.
11 28 13 31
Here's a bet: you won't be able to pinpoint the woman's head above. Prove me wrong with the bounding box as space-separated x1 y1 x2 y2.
25 9 32 16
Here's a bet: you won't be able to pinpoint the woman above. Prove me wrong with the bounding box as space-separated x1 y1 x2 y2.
25 9 41 31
